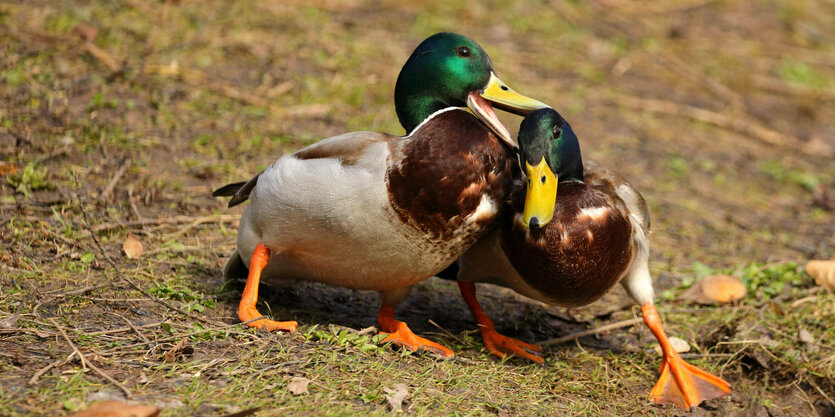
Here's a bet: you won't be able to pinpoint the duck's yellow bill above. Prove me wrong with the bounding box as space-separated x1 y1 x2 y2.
522 157 557 229
480 73 549 116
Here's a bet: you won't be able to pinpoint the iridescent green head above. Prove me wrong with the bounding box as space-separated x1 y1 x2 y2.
395 32 548 145
517 108 583 229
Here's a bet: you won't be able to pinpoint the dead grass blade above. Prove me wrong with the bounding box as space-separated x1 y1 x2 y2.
48 318 133 399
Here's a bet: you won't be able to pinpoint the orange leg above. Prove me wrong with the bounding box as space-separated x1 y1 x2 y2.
459 281 543 363
377 305 454 357
642 304 731 411
238 243 298 332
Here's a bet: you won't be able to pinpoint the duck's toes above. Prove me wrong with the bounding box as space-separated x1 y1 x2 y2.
480 327 544 364
238 306 298 332
649 356 731 410
379 321 454 358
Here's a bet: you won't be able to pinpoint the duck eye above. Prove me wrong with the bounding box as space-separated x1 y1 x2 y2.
553 125 562 138
456 46 471 57
540 175 547 184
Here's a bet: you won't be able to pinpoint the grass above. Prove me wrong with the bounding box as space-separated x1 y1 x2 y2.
2 0 835 416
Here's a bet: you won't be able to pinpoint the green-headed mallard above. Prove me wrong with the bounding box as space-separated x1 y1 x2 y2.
450 108 731 410
212 32 548 357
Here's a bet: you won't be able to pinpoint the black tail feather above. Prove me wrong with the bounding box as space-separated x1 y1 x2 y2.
212 182 247 197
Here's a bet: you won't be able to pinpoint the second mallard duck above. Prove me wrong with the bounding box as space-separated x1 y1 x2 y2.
451 108 731 410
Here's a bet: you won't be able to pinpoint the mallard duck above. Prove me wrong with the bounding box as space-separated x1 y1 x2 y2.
212 32 548 357
450 108 731 410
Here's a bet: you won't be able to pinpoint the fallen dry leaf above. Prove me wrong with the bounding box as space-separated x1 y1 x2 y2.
0 314 20 329
0 161 18 176
287 376 311 395
69 400 159 417
384 383 409 411
73 23 98 43
806 260 835 292
122 234 144 259
680 274 746 305
654 336 691 355
162 339 193 363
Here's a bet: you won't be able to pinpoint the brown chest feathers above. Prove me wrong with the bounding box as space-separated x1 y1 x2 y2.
386 109 517 240
501 181 633 307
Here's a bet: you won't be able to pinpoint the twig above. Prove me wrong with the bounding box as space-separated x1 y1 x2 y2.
81 209 224 327
28 352 76 385
655 53 744 110
793 381 821 417
540 317 643 346
427 319 467 345
99 158 131 203
34 284 110 315
48 318 132 398
110 312 149 344
87 214 239 234
85 321 164 336
126 185 145 228
751 75 835 102
603 92 808 153
806 376 835 408
82 41 122 72
354 326 377 336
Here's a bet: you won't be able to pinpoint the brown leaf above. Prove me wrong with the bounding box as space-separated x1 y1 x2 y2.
384 383 409 411
0 314 20 329
680 274 746 305
69 400 159 417
806 260 835 291
73 23 98 43
0 161 18 176
122 234 144 259
162 339 193 363
287 376 311 395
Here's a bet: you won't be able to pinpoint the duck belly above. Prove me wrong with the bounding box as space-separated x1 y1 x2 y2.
235 145 479 291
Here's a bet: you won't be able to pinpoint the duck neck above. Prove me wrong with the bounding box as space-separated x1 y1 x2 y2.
396 93 450 134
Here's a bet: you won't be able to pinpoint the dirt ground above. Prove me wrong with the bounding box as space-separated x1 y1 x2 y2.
1 0 834 416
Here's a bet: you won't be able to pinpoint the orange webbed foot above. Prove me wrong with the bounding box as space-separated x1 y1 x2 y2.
642 304 731 410
238 243 298 332
238 305 298 332
650 355 732 411
378 305 454 357
457 281 544 364
480 326 543 364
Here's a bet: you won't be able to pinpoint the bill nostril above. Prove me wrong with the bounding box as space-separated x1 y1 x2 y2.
530 217 540 230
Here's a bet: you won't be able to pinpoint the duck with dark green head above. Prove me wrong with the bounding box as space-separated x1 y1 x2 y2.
452 108 732 410
212 32 548 357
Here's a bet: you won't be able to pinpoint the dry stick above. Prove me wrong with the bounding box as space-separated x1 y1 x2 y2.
655 53 744 110
48 318 133 398
99 158 131 202
33 284 111 315
126 185 145 229
98 317 267 355
806 376 835 408
81 211 224 327
86 322 164 336
82 41 121 72
751 75 835 102
89 214 239 234
28 352 76 385
110 312 149 344
540 317 643 346
603 93 807 153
